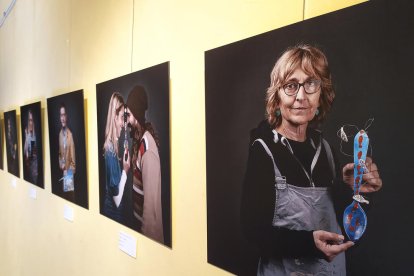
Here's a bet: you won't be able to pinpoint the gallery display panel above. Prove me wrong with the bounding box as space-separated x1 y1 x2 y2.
20 102 44 188
4 110 19 178
47 90 89 209
96 62 171 247
0 117 3 171
205 0 413 275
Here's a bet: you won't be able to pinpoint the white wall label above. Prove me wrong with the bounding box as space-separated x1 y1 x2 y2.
29 187 37 199
11 177 17 188
119 231 137 258
64 204 74 222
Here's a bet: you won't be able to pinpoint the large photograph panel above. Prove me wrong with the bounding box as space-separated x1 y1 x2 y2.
20 102 44 188
96 62 171 247
206 1 413 275
47 91 88 208
4 110 19 177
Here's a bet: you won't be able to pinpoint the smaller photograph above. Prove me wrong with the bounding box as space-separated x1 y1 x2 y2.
4 110 19 177
0 118 3 170
96 62 171 247
47 90 88 208
20 102 44 188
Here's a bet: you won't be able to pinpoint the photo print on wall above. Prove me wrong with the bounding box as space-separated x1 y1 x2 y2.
4 110 19 177
20 102 44 188
47 90 88 209
205 0 413 275
96 62 171 247
0 117 3 170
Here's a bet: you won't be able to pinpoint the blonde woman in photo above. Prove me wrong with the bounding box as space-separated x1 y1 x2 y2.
103 92 130 223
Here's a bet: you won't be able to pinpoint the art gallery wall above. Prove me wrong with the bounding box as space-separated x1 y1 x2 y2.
0 0 366 275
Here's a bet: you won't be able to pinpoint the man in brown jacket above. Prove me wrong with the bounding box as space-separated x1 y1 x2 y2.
58 103 76 201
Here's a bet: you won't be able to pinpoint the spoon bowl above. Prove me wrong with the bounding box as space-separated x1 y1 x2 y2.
343 201 367 242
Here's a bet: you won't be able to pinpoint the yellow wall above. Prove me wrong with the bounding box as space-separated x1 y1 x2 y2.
0 0 366 275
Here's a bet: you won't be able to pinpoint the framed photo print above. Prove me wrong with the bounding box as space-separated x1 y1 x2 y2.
205 1 413 275
4 110 19 177
20 102 44 188
47 90 88 208
0 117 3 171
96 62 171 247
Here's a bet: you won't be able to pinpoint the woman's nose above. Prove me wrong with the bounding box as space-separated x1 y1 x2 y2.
295 85 306 100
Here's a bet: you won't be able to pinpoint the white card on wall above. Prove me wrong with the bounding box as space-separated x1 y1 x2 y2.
11 177 17 188
29 187 37 199
119 231 137 258
64 204 74 222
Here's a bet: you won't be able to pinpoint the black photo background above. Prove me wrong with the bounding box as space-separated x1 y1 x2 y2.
96 62 171 247
4 110 19 177
206 0 413 275
0 118 3 170
20 102 44 188
47 90 88 209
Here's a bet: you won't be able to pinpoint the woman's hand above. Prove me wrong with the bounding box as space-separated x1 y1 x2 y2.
123 148 130 174
342 157 383 193
313 230 354 262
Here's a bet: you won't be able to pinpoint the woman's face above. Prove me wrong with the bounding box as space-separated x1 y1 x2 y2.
127 107 138 128
115 104 124 138
277 68 320 128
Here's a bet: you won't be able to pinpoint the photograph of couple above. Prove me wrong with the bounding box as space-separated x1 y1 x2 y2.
96 62 171 247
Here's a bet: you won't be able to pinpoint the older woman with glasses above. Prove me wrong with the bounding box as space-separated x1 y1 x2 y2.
241 45 382 275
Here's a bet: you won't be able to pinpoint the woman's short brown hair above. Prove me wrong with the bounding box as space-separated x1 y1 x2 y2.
266 44 335 128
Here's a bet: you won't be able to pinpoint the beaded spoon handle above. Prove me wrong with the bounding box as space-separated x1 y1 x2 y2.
343 130 369 242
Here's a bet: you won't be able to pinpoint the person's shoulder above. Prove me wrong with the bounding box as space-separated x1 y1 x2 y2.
249 119 273 144
104 141 115 154
141 131 157 153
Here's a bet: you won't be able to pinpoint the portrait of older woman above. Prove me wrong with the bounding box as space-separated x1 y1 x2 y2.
206 2 412 275
240 45 382 275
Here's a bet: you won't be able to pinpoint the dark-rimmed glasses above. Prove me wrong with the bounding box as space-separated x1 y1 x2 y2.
282 79 321 96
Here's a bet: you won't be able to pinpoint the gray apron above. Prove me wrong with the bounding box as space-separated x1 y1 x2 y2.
254 138 346 276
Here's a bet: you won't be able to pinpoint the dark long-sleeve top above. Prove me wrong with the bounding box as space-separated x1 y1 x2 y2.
241 120 353 260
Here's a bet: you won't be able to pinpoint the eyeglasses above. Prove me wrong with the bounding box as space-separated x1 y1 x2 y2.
282 79 322 96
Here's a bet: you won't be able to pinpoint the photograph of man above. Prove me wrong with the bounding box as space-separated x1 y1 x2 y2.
47 90 88 208
21 102 44 188
4 110 19 177
58 103 76 200
127 86 164 244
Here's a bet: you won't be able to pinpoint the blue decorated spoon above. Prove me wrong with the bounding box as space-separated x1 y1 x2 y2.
343 130 369 242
